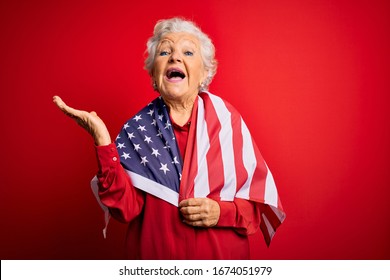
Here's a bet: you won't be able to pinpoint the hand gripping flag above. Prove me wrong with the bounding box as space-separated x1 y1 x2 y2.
92 91 285 245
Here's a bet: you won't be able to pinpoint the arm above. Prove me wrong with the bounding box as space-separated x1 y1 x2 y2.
53 96 145 223
96 143 145 223
216 198 261 235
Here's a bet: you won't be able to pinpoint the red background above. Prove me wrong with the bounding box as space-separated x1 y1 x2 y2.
1 0 389 259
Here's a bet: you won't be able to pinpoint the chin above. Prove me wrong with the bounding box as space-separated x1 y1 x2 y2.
161 87 189 98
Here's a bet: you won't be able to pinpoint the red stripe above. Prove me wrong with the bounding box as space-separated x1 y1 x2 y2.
179 98 199 200
224 101 248 194
262 205 282 230
249 140 267 202
200 93 225 198
260 216 272 247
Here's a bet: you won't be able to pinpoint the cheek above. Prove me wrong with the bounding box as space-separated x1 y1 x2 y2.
153 59 166 76
188 59 205 78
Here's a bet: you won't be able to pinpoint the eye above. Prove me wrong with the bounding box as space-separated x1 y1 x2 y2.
159 51 170 56
184 51 193 56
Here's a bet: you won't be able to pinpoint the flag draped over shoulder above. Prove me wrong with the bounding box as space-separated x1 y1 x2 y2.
92 91 285 245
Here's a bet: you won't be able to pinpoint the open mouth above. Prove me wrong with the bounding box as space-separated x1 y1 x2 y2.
166 68 186 81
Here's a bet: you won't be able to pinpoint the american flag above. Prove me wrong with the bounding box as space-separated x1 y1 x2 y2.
115 94 184 204
92 91 285 245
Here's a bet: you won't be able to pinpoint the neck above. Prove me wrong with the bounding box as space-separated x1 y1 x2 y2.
163 95 196 126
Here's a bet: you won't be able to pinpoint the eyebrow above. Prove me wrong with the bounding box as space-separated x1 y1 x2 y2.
158 38 198 49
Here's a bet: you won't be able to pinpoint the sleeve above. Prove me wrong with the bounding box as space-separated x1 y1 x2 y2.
95 143 145 223
216 198 261 236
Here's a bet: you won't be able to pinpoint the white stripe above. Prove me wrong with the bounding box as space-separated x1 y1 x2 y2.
261 212 276 240
236 119 257 200
194 97 210 198
207 93 237 201
125 170 179 207
264 163 278 208
270 204 286 222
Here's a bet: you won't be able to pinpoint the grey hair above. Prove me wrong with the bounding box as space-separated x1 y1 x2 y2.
144 17 217 91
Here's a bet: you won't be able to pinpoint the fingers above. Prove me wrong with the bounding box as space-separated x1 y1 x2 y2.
52 96 92 129
53 95 63 106
178 198 203 208
53 95 68 112
181 207 203 220
179 198 204 218
179 200 203 225
52 96 111 145
53 95 82 119
179 198 220 227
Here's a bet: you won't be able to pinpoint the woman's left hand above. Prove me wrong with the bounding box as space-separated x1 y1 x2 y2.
179 198 220 227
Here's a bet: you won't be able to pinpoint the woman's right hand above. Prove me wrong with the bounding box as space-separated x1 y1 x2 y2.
53 96 112 146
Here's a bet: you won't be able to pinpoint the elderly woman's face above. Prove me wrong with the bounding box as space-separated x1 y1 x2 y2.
153 32 207 102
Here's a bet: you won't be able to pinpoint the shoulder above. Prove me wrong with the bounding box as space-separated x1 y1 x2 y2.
199 91 242 118
122 97 161 125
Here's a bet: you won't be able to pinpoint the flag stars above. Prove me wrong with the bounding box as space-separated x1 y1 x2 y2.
147 109 154 116
172 157 179 164
117 101 186 179
121 152 131 160
128 132 135 139
117 143 126 149
140 156 149 166
133 114 142 122
164 121 171 130
151 148 161 157
144 135 153 144
137 125 147 132
159 163 170 175
133 143 142 151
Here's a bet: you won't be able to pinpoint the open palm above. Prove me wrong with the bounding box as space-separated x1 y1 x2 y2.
53 96 111 146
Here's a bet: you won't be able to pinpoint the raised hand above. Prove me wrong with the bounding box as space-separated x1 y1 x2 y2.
53 96 111 146
179 198 220 227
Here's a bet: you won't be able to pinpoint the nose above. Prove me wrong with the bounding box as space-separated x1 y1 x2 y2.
169 51 182 63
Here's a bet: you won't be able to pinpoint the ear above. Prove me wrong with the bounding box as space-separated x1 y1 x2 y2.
151 78 158 91
150 67 157 89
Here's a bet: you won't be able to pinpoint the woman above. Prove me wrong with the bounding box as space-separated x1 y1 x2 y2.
53 17 285 259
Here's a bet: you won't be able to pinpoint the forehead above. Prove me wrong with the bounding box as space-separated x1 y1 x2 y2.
158 32 200 47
